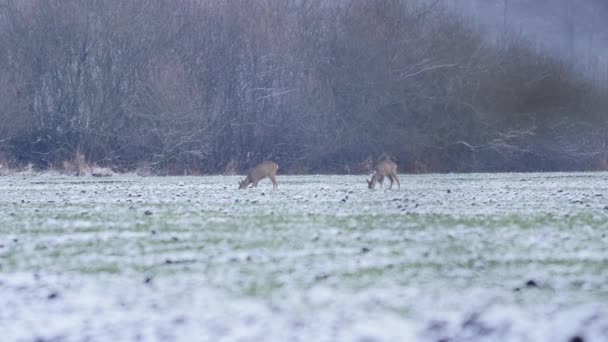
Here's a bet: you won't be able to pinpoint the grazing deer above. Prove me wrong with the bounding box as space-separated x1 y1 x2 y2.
367 160 400 189
239 161 279 190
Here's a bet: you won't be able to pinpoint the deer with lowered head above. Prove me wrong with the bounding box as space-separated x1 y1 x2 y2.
367 160 400 189
239 161 279 190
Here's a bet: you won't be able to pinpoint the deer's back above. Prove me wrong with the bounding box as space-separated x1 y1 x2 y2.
250 161 278 179
375 160 397 175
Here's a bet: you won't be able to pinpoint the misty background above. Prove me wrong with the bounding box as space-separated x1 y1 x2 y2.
0 0 607 174
444 0 608 77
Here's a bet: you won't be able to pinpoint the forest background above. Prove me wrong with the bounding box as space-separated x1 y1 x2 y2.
1 0 607 174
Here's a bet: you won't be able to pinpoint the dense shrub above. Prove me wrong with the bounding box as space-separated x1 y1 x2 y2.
0 0 606 173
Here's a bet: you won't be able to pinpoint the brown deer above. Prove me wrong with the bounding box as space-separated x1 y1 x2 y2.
239 161 279 190
367 160 400 189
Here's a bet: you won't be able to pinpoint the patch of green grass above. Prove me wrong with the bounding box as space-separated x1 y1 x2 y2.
1 174 608 307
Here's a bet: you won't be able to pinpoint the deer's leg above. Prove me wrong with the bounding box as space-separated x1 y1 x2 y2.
388 175 394 189
378 176 384 188
393 174 400 189
269 174 278 190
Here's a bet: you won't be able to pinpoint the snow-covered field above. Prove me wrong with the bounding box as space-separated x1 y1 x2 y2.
1 173 608 341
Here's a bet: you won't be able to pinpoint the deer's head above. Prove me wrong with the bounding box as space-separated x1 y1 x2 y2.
239 178 249 190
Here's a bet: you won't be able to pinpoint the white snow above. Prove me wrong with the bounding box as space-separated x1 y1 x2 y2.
1 173 608 341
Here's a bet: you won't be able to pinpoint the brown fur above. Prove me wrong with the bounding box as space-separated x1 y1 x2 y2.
239 161 279 190
367 160 400 189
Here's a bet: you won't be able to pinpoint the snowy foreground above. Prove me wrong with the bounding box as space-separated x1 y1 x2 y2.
1 173 608 341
